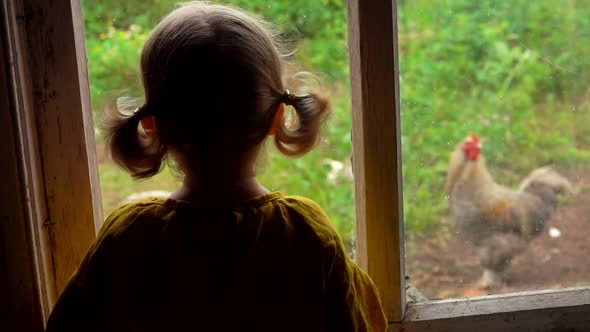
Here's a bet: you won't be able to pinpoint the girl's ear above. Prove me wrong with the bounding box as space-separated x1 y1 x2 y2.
140 116 157 136
268 104 285 136
138 115 159 149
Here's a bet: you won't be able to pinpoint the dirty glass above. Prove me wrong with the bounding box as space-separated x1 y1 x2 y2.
400 0 590 300
81 1 356 253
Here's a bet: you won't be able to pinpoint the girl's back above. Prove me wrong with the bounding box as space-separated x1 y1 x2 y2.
47 193 384 331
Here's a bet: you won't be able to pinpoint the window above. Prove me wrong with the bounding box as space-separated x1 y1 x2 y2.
2 0 589 330
401 0 590 300
347 0 590 329
82 0 357 253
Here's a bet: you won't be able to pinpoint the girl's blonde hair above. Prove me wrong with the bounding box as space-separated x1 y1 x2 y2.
104 2 329 179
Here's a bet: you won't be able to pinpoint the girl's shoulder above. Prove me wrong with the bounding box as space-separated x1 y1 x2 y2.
247 192 328 215
97 198 175 239
258 194 342 247
274 194 334 228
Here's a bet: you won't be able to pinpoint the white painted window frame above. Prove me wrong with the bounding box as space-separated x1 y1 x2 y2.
346 0 590 331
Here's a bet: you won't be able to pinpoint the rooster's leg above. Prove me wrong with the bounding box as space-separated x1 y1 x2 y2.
477 233 527 289
477 268 503 289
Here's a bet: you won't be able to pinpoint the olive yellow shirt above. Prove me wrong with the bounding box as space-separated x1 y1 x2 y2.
46 192 386 332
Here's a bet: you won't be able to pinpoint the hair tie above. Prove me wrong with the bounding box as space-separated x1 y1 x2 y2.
133 105 149 117
282 89 296 106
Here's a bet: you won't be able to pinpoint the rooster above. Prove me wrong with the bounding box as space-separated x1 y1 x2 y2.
445 134 571 288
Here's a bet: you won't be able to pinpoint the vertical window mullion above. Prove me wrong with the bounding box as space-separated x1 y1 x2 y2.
347 0 406 323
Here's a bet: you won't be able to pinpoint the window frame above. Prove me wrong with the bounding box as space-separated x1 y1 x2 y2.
2 0 101 325
3 0 589 330
346 0 590 330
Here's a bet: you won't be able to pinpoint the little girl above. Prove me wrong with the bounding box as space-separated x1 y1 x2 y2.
46 2 386 331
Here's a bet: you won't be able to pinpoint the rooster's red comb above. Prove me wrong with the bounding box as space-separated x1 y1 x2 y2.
469 134 480 143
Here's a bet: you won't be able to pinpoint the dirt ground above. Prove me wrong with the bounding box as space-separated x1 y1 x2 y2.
406 167 590 300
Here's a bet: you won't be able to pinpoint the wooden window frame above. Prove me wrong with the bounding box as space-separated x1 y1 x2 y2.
2 0 589 330
346 0 590 331
2 0 101 327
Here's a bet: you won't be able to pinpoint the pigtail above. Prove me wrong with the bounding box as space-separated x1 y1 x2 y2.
103 102 165 179
274 92 330 157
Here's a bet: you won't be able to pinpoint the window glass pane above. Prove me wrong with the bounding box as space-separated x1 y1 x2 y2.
82 1 355 253
401 0 590 300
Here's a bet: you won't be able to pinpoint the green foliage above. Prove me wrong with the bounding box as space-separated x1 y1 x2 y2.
85 25 147 108
82 0 349 110
85 0 590 244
